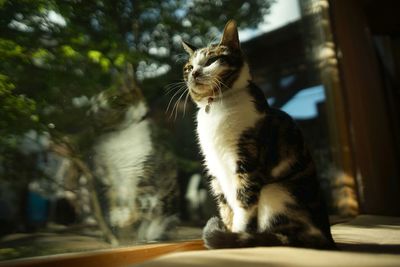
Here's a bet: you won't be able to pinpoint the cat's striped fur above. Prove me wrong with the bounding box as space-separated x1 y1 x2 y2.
181 20 335 249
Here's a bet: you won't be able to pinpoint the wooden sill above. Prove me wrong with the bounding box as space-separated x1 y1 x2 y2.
1 240 205 267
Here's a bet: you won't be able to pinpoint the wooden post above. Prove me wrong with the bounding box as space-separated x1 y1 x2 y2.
329 0 400 215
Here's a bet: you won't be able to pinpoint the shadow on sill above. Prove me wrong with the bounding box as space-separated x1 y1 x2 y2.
336 243 400 254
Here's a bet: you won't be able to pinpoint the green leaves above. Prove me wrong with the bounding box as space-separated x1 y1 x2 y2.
87 50 102 62
0 73 15 93
0 74 38 135
0 39 24 58
114 54 126 67
0 0 274 179
87 50 111 71
61 45 77 58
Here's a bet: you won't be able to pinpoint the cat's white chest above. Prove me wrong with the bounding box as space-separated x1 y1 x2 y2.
197 107 239 179
196 94 262 207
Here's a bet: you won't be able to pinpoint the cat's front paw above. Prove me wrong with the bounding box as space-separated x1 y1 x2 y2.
202 216 230 249
203 216 225 235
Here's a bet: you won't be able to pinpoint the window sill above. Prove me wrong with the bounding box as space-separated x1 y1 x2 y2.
2 240 205 267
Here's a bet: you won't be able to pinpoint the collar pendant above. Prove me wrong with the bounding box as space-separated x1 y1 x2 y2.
205 97 213 114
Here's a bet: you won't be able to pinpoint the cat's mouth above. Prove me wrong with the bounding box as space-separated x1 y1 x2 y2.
188 83 220 102
193 81 207 87
186 76 222 101
189 76 208 86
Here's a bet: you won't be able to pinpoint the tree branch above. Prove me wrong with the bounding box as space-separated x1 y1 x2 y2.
50 140 119 246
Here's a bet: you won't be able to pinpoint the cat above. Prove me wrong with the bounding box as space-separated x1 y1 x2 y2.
181 20 336 249
89 66 179 242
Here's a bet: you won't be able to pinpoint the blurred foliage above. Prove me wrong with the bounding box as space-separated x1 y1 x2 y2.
0 74 37 136
0 0 274 178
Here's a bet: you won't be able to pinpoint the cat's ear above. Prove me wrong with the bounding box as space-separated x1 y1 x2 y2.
181 40 197 55
220 20 240 50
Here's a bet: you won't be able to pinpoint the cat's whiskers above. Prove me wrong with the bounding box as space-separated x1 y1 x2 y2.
165 85 185 110
165 81 187 95
210 79 222 103
171 85 189 120
214 76 230 91
165 83 187 117
182 90 191 116
169 90 185 119
213 77 228 104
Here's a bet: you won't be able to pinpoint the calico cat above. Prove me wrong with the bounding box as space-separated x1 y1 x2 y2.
181 20 335 249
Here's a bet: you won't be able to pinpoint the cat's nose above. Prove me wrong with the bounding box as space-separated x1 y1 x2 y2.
192 70 200 79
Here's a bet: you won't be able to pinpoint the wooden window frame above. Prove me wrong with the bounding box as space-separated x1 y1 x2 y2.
329 0 400 215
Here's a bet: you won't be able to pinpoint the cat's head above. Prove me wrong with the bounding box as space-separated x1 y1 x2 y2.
182 20 250 106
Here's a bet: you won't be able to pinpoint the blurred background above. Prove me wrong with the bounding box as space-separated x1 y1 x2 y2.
1 0 399 261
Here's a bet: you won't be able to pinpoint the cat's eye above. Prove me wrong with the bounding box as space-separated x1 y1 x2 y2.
205 55 227 66
205 56 220 66
185 65 193 72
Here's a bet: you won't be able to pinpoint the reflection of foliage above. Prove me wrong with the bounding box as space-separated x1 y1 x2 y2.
0 0 274 141
0 74 37 138
0 0 274 246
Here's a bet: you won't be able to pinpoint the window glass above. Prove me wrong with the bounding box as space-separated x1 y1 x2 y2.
0 0 352 261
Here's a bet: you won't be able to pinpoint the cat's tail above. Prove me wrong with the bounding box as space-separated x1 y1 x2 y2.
202 217 335 250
